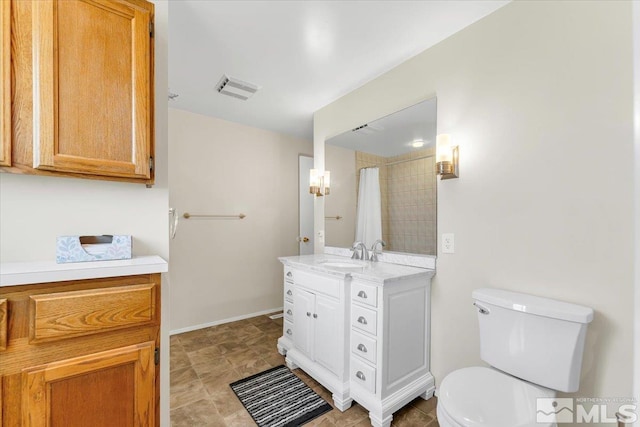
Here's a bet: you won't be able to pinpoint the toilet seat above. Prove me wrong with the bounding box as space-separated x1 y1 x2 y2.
437 366 557 427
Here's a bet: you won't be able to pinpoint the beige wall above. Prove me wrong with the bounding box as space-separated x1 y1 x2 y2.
315 0 634 406
168 108 312 332
0 1 170 423
324 144 356 248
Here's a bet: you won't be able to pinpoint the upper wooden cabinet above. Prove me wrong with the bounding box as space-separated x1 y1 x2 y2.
3 0 155 184
0 0 10 167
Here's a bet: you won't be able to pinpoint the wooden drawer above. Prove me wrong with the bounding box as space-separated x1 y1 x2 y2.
284 282 295 302
29 283 157 343
351 329 377 365
352 304 377 336
283 319 294 340
351 282 378 308
284 300 294 322
351 356 376 394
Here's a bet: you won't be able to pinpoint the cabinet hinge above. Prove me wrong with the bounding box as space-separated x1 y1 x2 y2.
149 21 154 38
154 348 160 365
149 156 154 172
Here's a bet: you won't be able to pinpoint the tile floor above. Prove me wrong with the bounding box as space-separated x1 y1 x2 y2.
170 314 439 427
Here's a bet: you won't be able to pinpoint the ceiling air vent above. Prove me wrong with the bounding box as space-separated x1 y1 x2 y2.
216 74 259 101
352 122 383 135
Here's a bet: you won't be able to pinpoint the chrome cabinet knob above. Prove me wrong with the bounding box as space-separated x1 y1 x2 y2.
357 316 368 325
306 312 311 317
357 290 367 299
287 309 292 315
286 271 293 277
286 329 292 335
357 344 367 353
313 313 318 319
287 290 293 296
356 371 366 381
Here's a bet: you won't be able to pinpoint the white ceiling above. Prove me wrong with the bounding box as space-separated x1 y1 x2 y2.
168 1 509 141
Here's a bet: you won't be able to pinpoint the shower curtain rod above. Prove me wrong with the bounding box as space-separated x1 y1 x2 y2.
358 154 434 171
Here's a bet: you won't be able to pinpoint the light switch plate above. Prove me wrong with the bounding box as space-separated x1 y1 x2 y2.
442 233 455 254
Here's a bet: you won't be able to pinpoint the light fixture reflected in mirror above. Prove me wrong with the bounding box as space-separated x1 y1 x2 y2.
310 169 331 196
436 134 459 180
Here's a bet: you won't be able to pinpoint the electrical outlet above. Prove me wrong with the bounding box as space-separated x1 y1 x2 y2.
442 233 455 254
317 230 325 243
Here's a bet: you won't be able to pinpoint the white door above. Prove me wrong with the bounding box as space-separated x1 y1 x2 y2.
293 288 315 359
299 155 314 255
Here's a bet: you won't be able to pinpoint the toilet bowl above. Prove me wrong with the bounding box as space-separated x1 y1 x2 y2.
436 288 594 427
436 367 555 427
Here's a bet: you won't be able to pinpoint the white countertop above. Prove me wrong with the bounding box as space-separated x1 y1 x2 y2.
0 255 168 287
279 254 434 284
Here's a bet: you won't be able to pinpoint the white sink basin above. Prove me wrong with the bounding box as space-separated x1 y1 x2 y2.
322 261 365 269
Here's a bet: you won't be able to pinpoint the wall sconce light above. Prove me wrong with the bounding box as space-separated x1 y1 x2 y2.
436 134 459 180
309 169 331 196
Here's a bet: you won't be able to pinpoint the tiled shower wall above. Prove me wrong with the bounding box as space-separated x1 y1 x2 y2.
355 148 437 255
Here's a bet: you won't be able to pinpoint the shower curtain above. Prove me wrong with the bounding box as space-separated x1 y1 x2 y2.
355 167 382 248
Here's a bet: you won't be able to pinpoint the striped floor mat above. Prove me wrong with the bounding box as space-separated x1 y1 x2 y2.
229 365 332 427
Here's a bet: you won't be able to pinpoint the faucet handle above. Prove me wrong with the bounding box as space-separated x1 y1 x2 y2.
369 239 386 262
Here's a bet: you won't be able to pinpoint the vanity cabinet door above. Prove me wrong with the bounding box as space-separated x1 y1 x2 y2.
31 0 154 180
293 289 315 359
22 341 155 427
313 294 341 375
0 0 10 166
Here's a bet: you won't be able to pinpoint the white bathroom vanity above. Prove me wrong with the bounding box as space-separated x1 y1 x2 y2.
277 253 435 427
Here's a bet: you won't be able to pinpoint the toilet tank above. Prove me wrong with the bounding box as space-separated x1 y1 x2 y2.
473 288 594 393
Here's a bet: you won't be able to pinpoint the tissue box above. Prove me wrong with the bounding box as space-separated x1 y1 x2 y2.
56 235 132 263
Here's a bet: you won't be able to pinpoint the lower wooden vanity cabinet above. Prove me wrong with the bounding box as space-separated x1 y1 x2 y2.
0 273 161 427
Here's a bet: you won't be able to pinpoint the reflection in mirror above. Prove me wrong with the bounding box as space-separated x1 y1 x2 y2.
325 98 437 255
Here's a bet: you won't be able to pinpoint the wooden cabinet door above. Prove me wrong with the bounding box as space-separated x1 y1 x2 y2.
0 0 10 166
313 294 341 376
22 341 156 427
32 0 153 179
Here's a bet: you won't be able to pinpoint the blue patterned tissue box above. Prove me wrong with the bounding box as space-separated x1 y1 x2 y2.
56 235 132 263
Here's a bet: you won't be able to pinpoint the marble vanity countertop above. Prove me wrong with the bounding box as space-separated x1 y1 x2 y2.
0 255 168 287
279 254 434 284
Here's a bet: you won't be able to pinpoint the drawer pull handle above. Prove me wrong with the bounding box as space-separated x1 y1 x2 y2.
357 290 368 299
356 371 366 381
313 313 318 319
357 316 368 325
287 290 293 296
286 272 293 277
307 312 311 317
286 329 292 335
357 344 367 353
287 309 293 315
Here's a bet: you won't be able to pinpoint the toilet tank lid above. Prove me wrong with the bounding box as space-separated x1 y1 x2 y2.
473 288 594 324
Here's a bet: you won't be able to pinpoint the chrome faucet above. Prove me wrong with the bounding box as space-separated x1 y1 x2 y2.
369 239 386 262
351 241 369 260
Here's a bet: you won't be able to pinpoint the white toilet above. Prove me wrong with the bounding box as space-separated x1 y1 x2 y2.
437 288 594 427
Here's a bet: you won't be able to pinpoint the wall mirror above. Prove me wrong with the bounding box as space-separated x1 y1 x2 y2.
324 97 437 255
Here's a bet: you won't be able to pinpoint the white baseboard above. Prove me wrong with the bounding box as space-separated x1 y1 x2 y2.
169 307 283 336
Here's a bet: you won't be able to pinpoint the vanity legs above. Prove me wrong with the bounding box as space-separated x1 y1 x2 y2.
369 412 393 427
332 393 353 412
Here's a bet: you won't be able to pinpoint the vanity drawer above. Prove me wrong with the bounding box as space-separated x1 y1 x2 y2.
29 283 157 343
351 282 377 308
283 319 294 340
351 356 376 394
352 304 377 336
284 300 294 322
295 269 340 298
284 281 295 302
351 329 377 365
284 267 294 283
